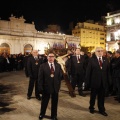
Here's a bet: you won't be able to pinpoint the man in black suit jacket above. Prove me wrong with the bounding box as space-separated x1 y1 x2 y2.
23 52 31 77
69 48 86 96
27 50 42 100
112 49 120 103
38 52 63 120
85 47 110 116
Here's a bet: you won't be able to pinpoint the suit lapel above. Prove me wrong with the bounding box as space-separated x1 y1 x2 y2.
74 56 77 62
32 56 36 62
54 62 59 77
46 62 51 74
94 57 100 68
102 57 106 69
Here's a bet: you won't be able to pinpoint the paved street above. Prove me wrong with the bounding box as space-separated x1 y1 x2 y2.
0 70 120 120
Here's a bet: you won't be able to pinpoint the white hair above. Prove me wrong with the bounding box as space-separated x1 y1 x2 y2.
95 47 103 52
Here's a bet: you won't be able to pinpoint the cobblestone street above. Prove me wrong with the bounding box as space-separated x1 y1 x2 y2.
0 71 120 120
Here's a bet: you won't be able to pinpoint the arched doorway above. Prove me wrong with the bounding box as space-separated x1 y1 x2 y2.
0 43 10 54
24 44 33 54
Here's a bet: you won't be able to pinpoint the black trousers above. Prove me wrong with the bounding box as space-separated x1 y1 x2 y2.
27 77 39 97
89 84 105 112
116 78 120 99
40 91 58 117
71 74 84 91
24 66 29 77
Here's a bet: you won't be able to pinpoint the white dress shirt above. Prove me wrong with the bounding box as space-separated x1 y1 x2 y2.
97 56 103 62
48 62 55 71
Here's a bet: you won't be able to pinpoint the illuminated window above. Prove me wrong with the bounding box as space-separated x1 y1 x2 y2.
114 17 120 24
107 19 112 25
100 38 104 40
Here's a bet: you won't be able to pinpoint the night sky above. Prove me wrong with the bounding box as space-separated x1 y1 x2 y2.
0 0 120 32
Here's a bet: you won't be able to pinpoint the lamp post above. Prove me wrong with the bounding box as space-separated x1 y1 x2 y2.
47 43 50 49
65 42 68 49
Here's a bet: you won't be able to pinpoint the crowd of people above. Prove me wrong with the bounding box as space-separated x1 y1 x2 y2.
0 53 25 72
0 47 120 120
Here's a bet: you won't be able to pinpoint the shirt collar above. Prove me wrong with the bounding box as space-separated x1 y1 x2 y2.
48 61 54 65
97 56 102 60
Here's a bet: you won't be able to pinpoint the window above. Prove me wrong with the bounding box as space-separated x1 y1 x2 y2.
100 33 104 35
100 38 104 40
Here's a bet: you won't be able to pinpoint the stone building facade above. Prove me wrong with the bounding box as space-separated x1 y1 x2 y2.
0 15 80 54
105 10 120 51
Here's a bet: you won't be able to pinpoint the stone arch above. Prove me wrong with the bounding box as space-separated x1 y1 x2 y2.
0 43 10 54
24 44 33 54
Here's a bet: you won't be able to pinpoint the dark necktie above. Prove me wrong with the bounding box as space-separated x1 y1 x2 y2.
50 63 54 73
99 57 102 68
77 55 80 62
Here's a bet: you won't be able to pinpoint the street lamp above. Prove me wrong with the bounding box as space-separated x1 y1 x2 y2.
65 42 68 49
47 43 50 49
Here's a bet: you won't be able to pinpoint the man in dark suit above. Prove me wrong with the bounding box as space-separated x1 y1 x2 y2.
38 52 63 120
107 51 116 96
85 47 110 116
23 52 31 77
112 49 120 103
69 48 86 96
27 50 42 100
3 54 11 72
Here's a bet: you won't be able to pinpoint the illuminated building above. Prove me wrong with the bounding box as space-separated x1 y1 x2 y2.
0 15 80 54
105 10 120 51
72 20 106 52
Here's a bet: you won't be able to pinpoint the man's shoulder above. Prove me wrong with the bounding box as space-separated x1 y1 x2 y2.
71 55 76 59
89 56 96 61
28 56 33 59
54 61 61 66
41 62 47 66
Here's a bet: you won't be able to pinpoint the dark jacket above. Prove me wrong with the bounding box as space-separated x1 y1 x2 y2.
38 62 63 94
85 55 110 89
27 56 42 79
112 56 120 78
69 55 86 77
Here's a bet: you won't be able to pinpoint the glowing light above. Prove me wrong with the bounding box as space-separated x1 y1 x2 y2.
106 35 110 41
115 17 120 24
113 30 120 40
107 19 112 25
47 43 50 49
114 42 119 50
37 42 48 54
65 42 68 49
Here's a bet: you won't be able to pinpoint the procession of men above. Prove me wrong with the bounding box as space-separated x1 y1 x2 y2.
0 47 120 120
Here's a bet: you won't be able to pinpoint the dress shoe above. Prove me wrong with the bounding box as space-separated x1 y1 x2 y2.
89 109 94 114
51 116 58 120
114 98 119 101
105 93 109 97
79 93 86 97
111 91 116 96
36 96 41 101
39 115 44 120
118 98 120 103
99 111 108 116
27 96 31 100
